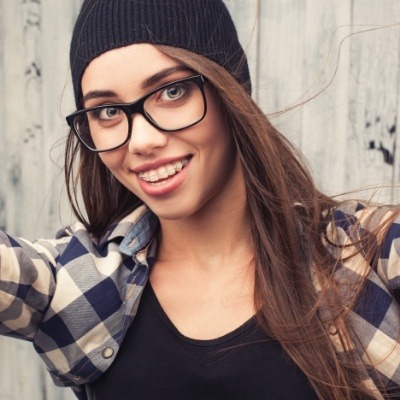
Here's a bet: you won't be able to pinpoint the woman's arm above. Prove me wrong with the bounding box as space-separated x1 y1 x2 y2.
377 213 400 304
0 229 72 340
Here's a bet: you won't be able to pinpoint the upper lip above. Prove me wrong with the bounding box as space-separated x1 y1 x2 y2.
132 155 192 173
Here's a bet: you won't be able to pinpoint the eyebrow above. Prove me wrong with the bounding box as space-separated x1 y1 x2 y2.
82 65 193 104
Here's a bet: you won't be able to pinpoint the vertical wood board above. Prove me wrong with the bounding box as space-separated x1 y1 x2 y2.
345 0 400 202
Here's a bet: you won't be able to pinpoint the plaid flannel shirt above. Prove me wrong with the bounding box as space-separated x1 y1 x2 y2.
0 202 399 399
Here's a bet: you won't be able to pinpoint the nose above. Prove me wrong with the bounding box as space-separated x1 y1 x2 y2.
127 114 168 155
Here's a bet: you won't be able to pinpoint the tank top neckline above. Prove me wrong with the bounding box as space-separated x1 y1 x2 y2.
145 281 257 348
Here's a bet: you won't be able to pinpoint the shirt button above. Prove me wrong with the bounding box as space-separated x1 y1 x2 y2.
102 347 114 359
328 325 338 335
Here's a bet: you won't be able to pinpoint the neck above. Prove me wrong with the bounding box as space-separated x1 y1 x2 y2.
157 184 253 275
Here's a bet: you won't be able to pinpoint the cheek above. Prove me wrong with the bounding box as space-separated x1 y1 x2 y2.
98 150 126 175
204 108 234 158
201 91 232 145
197 120 237 187
99 149 123 170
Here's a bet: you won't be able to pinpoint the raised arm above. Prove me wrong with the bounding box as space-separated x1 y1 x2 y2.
0 229 72 340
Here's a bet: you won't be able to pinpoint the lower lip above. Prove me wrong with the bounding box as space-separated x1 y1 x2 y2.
136 161 190 197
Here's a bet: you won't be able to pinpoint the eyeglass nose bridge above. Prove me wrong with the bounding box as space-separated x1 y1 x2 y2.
122 96 159 133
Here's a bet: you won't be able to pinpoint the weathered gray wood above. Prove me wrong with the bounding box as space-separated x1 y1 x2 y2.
345 1 400 202
256 0 308 138
0 0 5 233
298 1 353 196
0 1 399 399
0 0 75 240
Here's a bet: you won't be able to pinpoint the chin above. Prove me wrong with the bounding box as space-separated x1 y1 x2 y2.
147 201 204 221
149 207 191 221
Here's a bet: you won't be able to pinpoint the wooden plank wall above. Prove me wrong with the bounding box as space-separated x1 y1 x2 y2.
0 1 399 399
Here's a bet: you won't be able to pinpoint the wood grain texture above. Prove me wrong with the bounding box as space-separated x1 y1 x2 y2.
0 0 5 233
0 1 399 399
299 1 352 196
345 0 400 202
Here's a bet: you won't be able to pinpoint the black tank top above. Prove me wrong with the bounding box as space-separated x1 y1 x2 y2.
86 282 318 400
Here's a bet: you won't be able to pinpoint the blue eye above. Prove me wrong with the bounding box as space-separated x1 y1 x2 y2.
95 107 122 120
160 84 188 101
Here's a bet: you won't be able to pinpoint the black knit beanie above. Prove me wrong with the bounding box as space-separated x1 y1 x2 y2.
70 0 251 106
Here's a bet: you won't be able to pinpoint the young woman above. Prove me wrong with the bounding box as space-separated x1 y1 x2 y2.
1 0 399 399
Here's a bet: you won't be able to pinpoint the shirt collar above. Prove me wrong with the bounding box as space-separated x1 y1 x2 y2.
119 207 159 256
97 205 160 256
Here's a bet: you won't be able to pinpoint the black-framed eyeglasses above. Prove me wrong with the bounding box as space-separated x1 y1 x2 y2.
66 75 208 152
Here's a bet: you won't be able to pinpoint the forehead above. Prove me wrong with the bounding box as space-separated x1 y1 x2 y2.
81 43 181 96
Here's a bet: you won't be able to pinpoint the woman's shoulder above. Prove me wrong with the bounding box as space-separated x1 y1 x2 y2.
326 200 400 245
324 201 400 391
43 204 152 251
324 199 400 301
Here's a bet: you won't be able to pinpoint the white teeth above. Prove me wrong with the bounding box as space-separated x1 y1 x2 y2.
139 158 189 182
158 166 169 179
167 164 176 176
148 171 158 182
174 162 183 172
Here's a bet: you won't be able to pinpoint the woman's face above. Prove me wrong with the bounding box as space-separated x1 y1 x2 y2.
81 44 244 220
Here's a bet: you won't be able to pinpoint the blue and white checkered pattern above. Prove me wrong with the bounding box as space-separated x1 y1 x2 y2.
0 202 399 399
323 203 400 398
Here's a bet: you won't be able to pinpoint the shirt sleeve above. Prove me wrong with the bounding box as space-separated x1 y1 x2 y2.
342 202 400 306
326 201 400 305
376 210 400 305
0 228 73 341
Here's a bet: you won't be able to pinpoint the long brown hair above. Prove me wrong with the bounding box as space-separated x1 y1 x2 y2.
65 45 388 398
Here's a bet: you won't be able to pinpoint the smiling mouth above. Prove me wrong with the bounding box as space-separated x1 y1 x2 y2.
138 157 190 184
